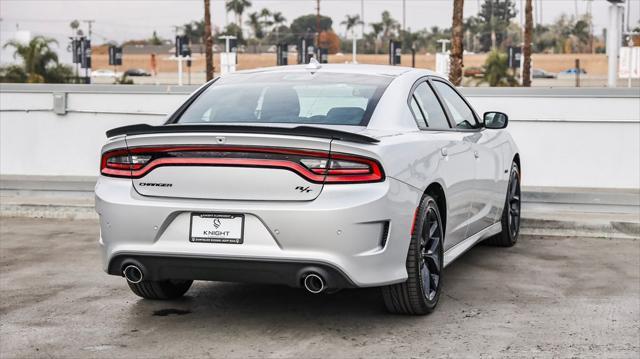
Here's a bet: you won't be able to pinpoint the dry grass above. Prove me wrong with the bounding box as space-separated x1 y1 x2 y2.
92 52 609 76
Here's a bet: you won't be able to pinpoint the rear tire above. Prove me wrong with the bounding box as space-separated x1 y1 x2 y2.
485 162 521 247
127 279 193 300
382 194 444 315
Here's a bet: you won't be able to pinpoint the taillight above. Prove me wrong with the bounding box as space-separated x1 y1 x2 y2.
101 150 151 177
100 146 384 183
300 154 383 183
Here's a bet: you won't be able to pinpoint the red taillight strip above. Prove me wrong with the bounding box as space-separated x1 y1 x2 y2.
100 145 385 183
311 168 371 175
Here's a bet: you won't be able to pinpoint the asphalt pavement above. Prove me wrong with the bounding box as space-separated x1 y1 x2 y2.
0 217 638 358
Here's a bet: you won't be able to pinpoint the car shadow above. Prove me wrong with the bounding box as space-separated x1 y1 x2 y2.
121 243 501 333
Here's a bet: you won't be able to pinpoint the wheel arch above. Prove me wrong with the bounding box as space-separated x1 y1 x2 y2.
424 182 447 237
513 153 521 178
513 153 521 169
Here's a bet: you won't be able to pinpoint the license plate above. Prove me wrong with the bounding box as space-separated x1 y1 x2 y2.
190 213 244 244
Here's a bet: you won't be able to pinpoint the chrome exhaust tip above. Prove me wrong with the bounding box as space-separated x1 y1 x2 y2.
123 265 144 284
303 273 325 294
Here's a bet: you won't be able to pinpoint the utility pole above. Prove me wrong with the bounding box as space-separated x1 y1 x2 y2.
402 0 406 32
607 0 623 88
316 0 321 48
625 0 631 32
361 0 365 38
82 19 95 39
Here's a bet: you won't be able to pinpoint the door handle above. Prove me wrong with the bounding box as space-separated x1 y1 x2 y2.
474 151 479 159
441 148 448 157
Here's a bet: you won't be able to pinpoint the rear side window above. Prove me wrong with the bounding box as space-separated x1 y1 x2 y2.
411 82 450 130
176 72 392 126
410 96 428 128
432 81 479 129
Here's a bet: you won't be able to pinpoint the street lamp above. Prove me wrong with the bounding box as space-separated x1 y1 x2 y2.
606 0 625 87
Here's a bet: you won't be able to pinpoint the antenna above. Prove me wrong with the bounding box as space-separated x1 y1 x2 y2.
306 57 322 71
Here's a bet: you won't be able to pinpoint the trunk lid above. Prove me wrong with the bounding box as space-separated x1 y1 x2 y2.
124 132 332 201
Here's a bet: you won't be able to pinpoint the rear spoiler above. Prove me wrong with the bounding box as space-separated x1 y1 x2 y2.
105 124 379 144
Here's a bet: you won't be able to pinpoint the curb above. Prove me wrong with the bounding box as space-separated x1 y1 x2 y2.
1 203 98 220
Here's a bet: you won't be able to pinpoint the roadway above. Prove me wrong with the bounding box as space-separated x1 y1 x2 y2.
1 217 638 358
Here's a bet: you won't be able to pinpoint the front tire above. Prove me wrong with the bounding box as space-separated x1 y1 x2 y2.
382 194 444 315
127 279 193 300
486 162 521 247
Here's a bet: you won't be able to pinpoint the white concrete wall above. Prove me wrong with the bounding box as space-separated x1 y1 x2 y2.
1 85 638 189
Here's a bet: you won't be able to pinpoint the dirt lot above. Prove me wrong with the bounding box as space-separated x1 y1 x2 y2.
1 217 638 358
92 53 609 76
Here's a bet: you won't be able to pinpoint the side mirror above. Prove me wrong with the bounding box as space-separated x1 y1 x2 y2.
483 111 508 129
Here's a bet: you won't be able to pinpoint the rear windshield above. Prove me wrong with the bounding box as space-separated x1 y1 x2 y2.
176 72 392 126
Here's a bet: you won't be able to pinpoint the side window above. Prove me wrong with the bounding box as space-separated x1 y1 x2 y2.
410 96 428 128
414 82 450 129
432 81 478 129
409 81 450 130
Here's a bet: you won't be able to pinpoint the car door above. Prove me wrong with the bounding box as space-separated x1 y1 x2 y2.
431 80 502 238
409 79 475 251
470 128 509 228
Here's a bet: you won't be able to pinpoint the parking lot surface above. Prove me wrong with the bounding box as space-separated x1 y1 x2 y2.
1 217 638 358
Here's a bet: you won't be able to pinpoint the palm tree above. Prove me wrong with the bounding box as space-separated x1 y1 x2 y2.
3 36 59 83
272 12 286 27
380 11 399 41
342 15 363 63
370 22 384 54
259 8 273 29
477 50 518 87
522 0 533 86
184 20 205 44
271 11 286 40
204 0 214 80
246 12 264 40
226 0 252 28
341 15 363 38
450 0 464 85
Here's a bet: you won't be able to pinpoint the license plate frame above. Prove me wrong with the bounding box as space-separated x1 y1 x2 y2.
189 213 245 244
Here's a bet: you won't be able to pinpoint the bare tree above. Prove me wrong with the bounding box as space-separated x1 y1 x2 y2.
449 0 464 85
204 0 214 81
522 0 533 87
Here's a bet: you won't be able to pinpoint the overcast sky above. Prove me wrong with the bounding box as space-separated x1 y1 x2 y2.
1 0 638 64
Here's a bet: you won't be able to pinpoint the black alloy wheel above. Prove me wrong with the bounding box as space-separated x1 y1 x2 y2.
382 195 444 315
486 162 521 247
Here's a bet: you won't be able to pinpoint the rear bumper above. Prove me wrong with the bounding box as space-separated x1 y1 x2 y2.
108 254 356 289
96 175 421 287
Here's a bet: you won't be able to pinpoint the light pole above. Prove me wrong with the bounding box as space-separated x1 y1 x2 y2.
361 0 365 39
606 0 624 88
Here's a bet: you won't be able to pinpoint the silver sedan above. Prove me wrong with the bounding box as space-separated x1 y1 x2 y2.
96 63 521 315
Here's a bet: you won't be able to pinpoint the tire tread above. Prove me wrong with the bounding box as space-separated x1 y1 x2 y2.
486 162 520 247
382 195 443 315
127 279 192 300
